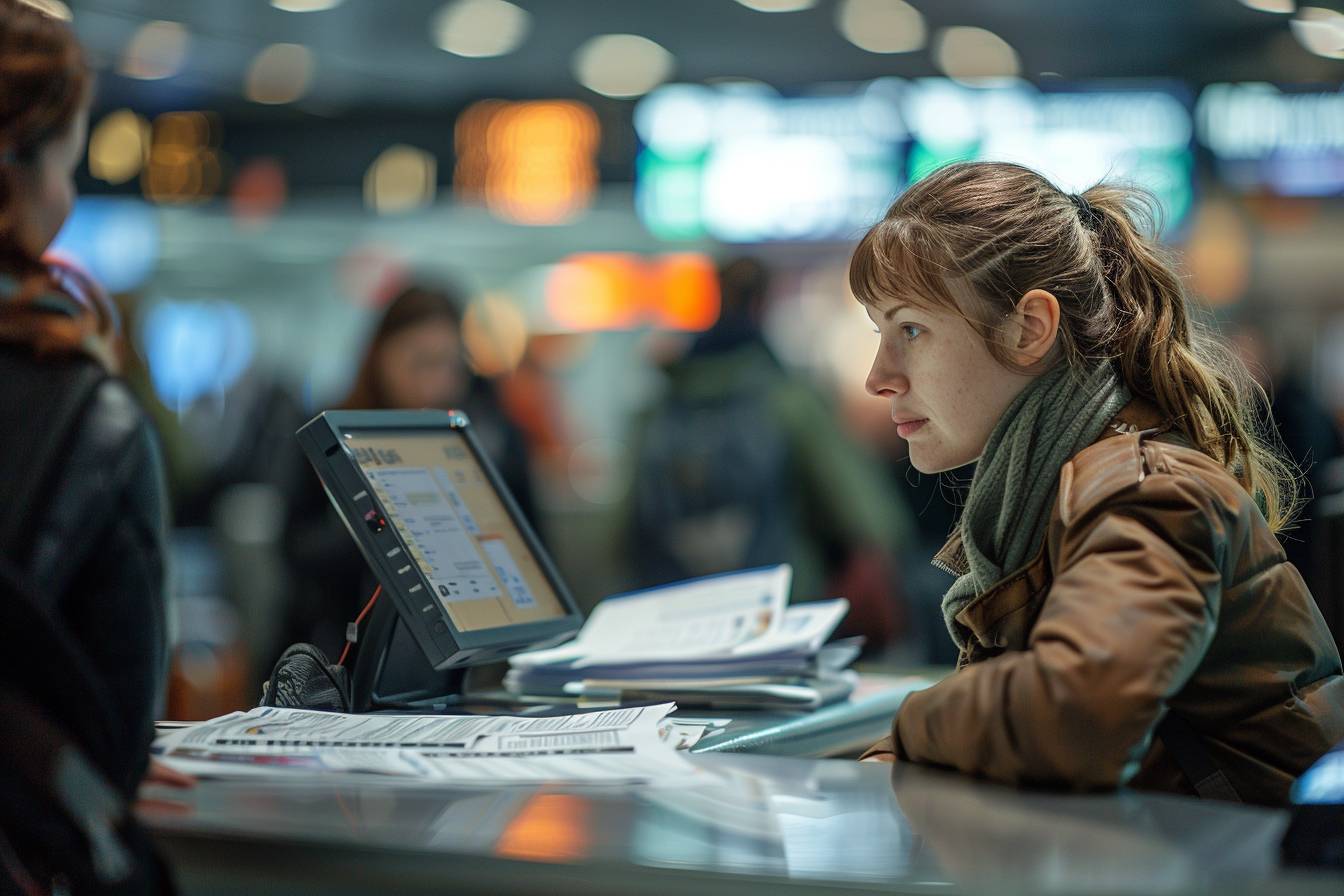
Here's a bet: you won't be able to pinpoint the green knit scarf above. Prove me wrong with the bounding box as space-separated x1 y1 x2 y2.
942 361 1131 648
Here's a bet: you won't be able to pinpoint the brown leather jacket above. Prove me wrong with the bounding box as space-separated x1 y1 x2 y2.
864 401 1344 806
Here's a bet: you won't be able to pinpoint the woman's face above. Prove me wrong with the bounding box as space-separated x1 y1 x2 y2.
9 103 88 258
864 294 1035 474
376 319 467 410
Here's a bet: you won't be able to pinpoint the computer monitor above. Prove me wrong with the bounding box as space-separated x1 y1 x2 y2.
297 410 582 706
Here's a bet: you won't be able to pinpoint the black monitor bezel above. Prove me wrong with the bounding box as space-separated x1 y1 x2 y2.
297 409 582 672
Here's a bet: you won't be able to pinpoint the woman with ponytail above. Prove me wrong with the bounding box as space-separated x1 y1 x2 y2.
0 0 170 800
853 161 1343 806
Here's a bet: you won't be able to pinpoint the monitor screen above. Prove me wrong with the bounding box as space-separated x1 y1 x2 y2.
343 429 567 633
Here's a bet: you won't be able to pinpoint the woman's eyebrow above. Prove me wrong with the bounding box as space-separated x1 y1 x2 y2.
882 303 910 321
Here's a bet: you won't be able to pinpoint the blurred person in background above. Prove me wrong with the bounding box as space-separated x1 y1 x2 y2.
0 0 183 888
280 282 538 659
1229 316 1344 578
854 161 1343 806
623 257 914 653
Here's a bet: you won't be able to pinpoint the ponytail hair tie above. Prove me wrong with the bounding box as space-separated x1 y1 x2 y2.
1069 192 1101 230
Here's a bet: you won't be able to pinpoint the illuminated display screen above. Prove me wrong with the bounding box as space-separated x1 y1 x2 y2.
634 78 1195 242
635 81 907 242
1196 83 1344 196
345 430 566 633
902 79 1194 232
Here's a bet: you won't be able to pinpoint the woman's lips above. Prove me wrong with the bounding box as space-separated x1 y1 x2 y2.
895 418 927 438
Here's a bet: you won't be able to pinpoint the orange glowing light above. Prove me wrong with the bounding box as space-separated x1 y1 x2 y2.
141 111 222 204
544 252 719 332
494 794 591 862
652 253 720 330
455 99 599 225
462 292 529 377
546 253 647 331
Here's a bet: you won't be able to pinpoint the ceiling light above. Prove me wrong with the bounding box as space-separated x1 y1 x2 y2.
271 0 344 10
836 0 926 54
88 109 150 184
432 0 530 58
1291 7 1344 57
245 43 314 104
733 1 817 11
1238 0 1295 12
573 34 675 99
364 145 437 214
934 26 1021 82
18 0 72 20
118 20 189 80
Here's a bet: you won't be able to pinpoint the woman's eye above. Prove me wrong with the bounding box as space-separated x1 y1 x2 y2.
901 324 923 341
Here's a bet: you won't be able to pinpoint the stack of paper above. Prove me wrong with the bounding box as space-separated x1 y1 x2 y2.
153 702 699 786
505 565 859 708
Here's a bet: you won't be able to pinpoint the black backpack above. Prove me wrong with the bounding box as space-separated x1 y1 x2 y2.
0 345 107 566
629 374 791 586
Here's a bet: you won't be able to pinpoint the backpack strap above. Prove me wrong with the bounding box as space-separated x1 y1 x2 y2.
1156 710 1242 802
0 349 108 563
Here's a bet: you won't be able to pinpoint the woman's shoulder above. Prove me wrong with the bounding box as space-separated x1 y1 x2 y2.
1058 430 1259 536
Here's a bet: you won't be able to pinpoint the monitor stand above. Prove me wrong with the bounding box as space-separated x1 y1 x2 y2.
349 597 468 713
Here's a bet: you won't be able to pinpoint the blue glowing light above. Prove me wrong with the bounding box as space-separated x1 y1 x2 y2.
49 197 160 293
140 300 255 411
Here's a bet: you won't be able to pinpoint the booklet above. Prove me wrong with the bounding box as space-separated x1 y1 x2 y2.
506 565 858 707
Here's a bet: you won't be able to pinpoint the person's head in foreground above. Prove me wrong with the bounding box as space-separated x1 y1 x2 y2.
853 161 1344 807
0 0 119 367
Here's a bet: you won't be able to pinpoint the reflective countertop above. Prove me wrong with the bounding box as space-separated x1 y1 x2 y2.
139 753 1344 896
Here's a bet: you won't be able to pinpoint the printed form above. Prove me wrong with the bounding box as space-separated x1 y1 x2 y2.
152 703 699 786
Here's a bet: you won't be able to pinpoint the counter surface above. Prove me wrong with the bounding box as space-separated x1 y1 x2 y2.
140 751 1342 896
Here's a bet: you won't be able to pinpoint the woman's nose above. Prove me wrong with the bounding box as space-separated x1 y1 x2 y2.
865 353 908 397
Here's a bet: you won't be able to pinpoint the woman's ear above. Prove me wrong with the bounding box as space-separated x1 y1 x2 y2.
1010 288 1060 366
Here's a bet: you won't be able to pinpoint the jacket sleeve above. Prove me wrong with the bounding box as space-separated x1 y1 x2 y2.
891 471 1227 790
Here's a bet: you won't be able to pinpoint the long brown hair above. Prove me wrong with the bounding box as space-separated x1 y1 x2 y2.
342 283 465 409
0 0 102 361
849 161 1297 532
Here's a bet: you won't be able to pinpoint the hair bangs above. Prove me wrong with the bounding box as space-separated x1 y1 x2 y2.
848 218 962 315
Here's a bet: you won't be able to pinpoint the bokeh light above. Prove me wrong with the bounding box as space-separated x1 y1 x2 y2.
118 20 190 81
49 197 159 293
230 158 289 228
142 112 222 204
546 254 646 331
462 293 530 377
1238 0 1295 12
1185 199 1252 307
19 0 72 20
272 0 344 11
650 254 720 331
734 0 817 11
432 0 531 58
140 300 256 412
364 145 438 214
934 26 1021 82
454 100 599 224
836 0 926 54
88 109 150 185
1291 7 1344 58
572 34 674 99
246 43 315 104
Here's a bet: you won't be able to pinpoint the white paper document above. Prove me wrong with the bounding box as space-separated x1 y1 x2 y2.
511 564 793 668
153 703 698 786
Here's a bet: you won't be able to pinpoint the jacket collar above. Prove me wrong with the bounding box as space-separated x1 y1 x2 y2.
931 397 1169 650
